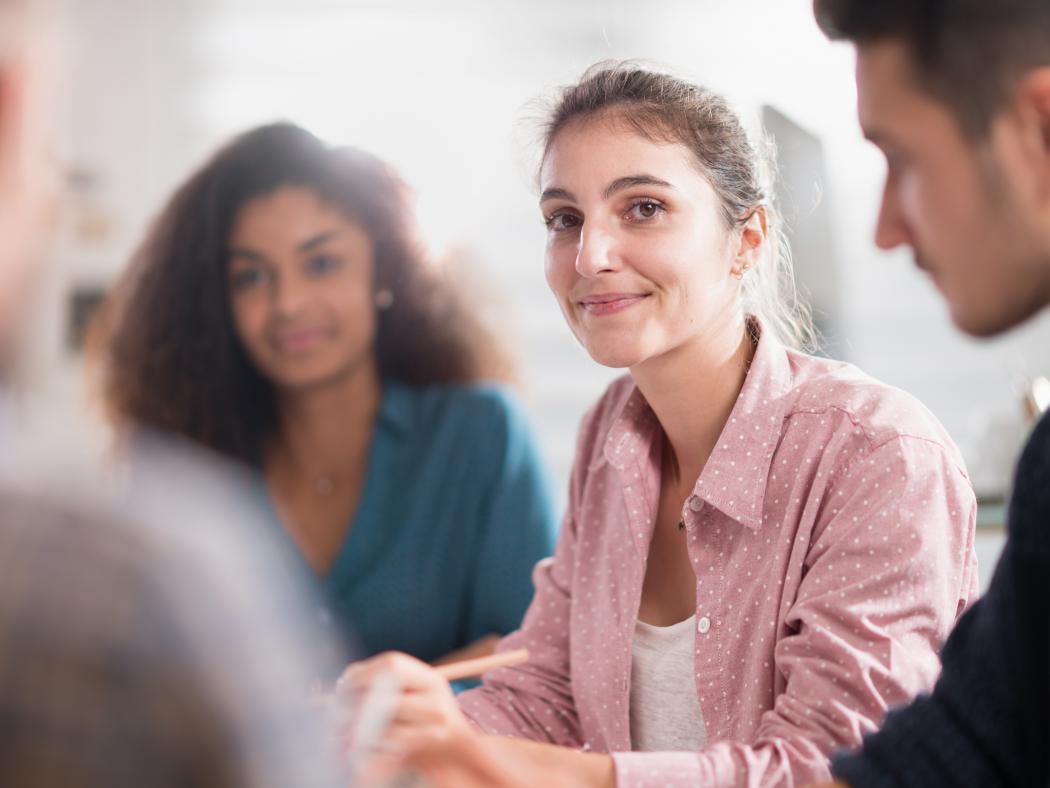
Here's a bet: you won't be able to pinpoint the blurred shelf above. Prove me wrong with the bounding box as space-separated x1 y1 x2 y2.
976 499 1007 531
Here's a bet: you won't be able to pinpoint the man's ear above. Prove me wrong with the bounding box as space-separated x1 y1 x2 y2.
1014 67 1050 202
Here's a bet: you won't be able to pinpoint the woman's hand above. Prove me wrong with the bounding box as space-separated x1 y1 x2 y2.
336 651 472 750
338 652 615 787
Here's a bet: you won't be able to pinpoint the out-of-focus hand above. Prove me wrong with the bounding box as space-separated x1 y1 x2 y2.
377 729 615 788
336 651 471 750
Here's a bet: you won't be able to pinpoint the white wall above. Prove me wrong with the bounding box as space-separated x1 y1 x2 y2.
48 0 1040 583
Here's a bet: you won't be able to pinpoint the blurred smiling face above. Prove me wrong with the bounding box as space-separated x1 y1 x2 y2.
856 39 1050 337
227 186 378 393
540 115 745 370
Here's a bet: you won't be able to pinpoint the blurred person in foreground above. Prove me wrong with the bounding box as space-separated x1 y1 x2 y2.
0 2 346 786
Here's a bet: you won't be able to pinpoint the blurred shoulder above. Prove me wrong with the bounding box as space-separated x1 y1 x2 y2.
397 380 533 433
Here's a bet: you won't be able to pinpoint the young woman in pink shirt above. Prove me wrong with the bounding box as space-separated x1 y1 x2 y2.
343 63 978 787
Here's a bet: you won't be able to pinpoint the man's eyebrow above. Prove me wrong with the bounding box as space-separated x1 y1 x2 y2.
861 125 889 146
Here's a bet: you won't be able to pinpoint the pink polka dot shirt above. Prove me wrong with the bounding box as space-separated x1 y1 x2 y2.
458 326 979 787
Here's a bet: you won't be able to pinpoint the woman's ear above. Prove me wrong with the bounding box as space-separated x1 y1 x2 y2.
730 206 767 279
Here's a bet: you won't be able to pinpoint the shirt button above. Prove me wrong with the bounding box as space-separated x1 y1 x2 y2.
697 616 711 634
688 496 704 512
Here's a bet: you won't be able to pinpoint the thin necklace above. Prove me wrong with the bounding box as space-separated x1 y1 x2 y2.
271 441 342 498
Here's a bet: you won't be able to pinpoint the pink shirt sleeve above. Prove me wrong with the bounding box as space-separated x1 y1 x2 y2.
457 410 593 745
457 512 583 745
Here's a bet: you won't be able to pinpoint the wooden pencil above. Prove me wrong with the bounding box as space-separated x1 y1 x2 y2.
434 648 529 682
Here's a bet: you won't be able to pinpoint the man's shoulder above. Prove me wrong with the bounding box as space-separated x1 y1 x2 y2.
1009 412 1050 556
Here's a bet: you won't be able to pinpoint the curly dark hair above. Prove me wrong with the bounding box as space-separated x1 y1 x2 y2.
89 122 512 465
813 0 1050 138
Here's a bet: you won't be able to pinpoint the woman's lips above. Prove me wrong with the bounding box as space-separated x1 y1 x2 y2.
271 327 329 353
577 292 649 316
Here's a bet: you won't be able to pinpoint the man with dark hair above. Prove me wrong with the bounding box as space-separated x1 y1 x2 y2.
813 1 1050 143
811 1 1050 785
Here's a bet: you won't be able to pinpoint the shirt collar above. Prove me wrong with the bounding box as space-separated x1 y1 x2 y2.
376 380 415 436
600 384 660 474
693 320 793 530
600 318 794 531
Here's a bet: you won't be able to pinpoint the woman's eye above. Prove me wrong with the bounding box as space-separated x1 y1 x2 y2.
306 254 342 275
229 267 270 291
626 200 664 222
544 211 581 232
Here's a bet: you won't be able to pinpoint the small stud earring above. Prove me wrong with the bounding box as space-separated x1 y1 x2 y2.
375 288 394 310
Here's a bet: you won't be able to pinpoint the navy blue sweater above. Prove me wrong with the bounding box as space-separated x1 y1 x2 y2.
832 412 1050 786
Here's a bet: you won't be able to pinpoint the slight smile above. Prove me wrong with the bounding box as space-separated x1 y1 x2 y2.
577 292 650 317
270 327 331 354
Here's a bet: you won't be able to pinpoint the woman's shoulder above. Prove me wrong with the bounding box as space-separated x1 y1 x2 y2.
560 374 640 467
400 379 524 420
387 380 539 454
784 349 961 461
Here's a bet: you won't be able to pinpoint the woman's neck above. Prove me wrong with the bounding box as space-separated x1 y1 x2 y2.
631 317 755 486
271 363 381 476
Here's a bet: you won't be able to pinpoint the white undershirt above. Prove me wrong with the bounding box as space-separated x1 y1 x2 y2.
629 615 708 752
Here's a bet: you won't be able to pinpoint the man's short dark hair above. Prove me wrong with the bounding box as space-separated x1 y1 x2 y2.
813 0 1050 139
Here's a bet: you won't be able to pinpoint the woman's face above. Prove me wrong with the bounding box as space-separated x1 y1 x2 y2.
540 117 754 370
227 186 379 393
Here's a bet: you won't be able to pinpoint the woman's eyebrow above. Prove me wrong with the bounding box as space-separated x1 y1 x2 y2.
539 175 674 206
297 229 339 253
229 247 267 264
539 187 576 205
603 174 673 199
